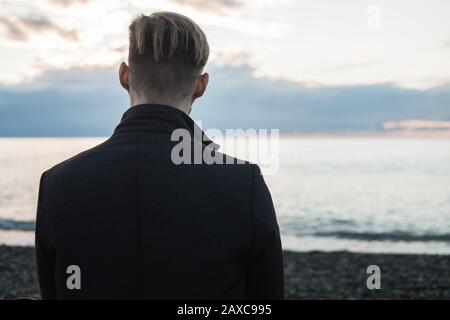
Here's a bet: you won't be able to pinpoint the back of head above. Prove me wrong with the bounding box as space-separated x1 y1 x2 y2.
128 12 209 103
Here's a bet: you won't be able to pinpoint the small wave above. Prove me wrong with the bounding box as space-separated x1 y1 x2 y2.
314 231 450 242
0 219 35 231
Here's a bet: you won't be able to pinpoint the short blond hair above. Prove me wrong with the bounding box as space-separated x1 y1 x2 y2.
128 12 209 97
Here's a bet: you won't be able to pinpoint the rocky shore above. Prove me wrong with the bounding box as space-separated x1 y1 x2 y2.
1 245 449 299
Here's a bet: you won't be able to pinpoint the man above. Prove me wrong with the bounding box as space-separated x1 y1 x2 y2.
35 11 284 300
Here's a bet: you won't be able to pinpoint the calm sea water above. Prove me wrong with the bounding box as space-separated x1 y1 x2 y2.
1 137 450 254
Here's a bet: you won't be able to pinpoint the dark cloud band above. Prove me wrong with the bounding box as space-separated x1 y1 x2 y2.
0 13 79 41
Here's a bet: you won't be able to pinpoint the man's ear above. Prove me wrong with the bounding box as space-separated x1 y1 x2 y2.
119 62 130 92
192 72 209 101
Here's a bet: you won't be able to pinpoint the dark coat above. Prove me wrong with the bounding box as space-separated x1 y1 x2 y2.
35 104 284 299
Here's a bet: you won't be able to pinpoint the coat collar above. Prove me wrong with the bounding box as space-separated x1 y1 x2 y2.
113 104 218 148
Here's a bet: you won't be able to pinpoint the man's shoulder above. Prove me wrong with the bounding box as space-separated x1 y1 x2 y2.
41 140 109 181
188 147 260 178
41 140 261 186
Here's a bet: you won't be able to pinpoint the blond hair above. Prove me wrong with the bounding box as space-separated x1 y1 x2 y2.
128 12 209 98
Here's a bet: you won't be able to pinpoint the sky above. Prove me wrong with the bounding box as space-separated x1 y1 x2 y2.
0 0 449 135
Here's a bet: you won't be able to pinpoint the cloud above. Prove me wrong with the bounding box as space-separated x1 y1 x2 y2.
384 120 450 131
324 59 380 72
18 14 78 41
0 13 78 41
169 0 248 13
0 14 28 41
0 66 128 136
1 0 449 90
1 65 450 136
209 49 252 67
194 66 450 132
46 0 90 6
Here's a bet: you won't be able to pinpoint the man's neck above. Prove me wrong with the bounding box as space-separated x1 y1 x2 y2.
129 96 191 114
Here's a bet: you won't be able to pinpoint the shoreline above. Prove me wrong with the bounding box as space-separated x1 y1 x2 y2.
1 131 450 140
1 245 449 299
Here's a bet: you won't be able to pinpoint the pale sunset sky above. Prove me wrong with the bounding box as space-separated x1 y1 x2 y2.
0 0 449 135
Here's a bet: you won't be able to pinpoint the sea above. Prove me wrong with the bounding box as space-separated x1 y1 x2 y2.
1 137 450 254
